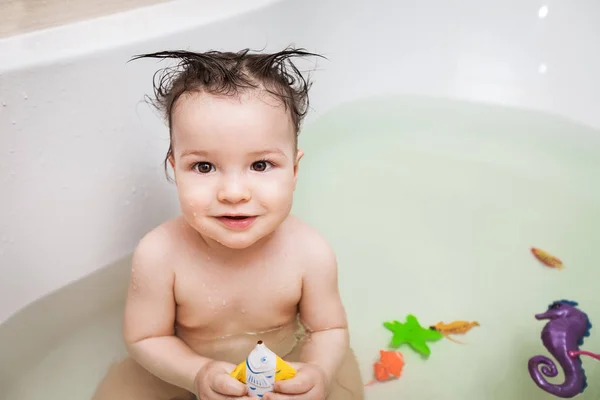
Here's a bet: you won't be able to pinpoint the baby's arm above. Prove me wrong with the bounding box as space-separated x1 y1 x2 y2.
122 233 210 393
296 234 350 390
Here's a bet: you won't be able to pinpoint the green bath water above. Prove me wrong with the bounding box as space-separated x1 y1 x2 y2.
291 95 600 399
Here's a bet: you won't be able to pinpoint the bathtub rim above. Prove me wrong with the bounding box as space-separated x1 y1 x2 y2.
0 0 284 74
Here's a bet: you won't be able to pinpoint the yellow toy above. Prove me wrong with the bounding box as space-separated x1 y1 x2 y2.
429 320 480 344
230 340 296 397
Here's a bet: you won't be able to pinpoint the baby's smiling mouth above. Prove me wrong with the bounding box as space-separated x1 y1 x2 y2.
215 215 258 230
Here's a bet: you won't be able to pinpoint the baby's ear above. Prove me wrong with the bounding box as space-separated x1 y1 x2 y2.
295 149 304 165
293 149 304 184
168 155 177 183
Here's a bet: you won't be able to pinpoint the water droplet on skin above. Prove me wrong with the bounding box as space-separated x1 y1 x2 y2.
208 296 212 303
132 284 138 290
11 121 16 125
241 309 247 314
23 93 28 100
193 212 197 217
2 102 6 107
222 300 227 306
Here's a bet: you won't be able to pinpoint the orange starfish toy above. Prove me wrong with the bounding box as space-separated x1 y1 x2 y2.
364 350 405 386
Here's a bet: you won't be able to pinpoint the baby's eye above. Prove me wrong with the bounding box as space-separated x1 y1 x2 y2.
194 162 215 174
251 161 272 172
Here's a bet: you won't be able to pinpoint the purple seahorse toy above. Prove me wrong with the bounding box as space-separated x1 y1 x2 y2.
528 300 592 398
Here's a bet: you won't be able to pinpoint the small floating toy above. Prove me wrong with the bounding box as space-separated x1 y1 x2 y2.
568 350 600 361
429 320 480 344
528 300 597 398
383 314 443 357
230 340 296 398
531 247 563 269
364 350 404 386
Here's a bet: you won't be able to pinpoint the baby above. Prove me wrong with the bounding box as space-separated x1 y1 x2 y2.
91 48 365 400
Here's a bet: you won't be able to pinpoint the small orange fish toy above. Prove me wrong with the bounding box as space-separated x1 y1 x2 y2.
429 320 480 344
364 350 404 386
531 247 563 269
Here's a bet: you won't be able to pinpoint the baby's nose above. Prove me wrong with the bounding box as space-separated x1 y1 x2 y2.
217 176 251 203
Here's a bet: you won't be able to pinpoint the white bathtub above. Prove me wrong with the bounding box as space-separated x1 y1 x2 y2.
1 0 599 398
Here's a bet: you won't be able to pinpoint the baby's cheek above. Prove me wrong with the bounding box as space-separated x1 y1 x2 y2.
178 186 212 216
261 178 295 210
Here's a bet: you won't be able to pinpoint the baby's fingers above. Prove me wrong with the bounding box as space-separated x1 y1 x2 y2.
263 392 307 400
274 375 313 395
211 374 247 397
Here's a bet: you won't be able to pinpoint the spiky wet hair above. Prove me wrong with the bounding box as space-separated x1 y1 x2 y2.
129 47 325 178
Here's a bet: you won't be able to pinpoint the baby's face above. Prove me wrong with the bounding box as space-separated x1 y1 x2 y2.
169 91 302 250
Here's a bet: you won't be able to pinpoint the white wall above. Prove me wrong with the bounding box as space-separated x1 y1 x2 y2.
297 0 600 129
1 0 599 325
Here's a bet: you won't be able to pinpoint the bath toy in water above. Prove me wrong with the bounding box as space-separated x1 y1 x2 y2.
528 300 592 398
568 350 600 361
429 320 480 344
531 247 563 269
364 350 404 387
383 314 443 357
230 340 296 398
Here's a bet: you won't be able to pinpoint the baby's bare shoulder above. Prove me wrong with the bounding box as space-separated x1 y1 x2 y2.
282 215 337 268
123 217 188 344
132 216 191 272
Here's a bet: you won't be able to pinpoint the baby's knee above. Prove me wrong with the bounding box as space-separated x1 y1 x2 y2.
91 357 193 400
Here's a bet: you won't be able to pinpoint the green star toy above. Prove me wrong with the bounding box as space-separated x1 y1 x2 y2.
383 314 443 357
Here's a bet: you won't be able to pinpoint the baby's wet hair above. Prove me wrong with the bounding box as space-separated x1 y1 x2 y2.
129 47 326 179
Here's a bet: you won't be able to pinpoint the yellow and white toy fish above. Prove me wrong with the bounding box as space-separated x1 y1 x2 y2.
230 340 296 398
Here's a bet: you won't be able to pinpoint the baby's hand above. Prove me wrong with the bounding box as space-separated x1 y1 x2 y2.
263 362 328 400
194 360 250 399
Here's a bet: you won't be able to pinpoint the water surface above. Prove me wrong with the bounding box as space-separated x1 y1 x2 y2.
292 95 600 399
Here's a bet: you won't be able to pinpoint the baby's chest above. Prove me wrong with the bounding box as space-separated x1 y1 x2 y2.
174 266 303 327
